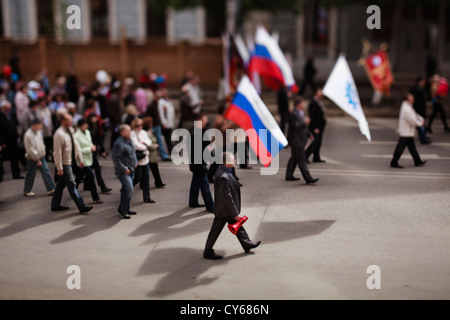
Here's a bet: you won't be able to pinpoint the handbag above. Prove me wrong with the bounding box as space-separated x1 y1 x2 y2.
136 150 146 160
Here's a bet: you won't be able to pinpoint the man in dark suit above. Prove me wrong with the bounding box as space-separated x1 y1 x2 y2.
0 100 24 180
286 97 319 185
188 114 214 212
305 88 327 163
203 152 261 260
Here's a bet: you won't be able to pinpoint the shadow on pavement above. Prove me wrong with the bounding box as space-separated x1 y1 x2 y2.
255 220 336 244
0 209 79 239
129 207 213 245
49 208 122 244
138 247 247 298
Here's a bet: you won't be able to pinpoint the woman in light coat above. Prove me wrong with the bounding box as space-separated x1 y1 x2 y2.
130 118 155 203
74 118 103 204
143 116 165 188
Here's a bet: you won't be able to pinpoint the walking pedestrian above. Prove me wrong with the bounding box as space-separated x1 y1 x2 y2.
391 94 427 168
74 119 103 204
203 152 261 260
286 97 319 185
188 114 214 212
130 118 155 204
142 116 165 188
112 124 138 219
305 88 327 163
23 118 55 197
51 111 93 213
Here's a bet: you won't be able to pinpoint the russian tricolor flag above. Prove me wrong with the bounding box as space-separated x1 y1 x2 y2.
248 25 298 93
224 76 288 167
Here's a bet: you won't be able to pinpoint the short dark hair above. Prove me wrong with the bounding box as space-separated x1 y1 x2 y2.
77 118 87 127
293 96 303 107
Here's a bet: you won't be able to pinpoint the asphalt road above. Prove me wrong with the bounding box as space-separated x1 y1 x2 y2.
0 116 449 300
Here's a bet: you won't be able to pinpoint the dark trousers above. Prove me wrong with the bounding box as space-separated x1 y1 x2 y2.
305 130 324 162
162 128 174 155
51 165 86 210
391 137 423 166
76 166 100 201
44 136 53 162
286 146 313 182
427 102 449 130
189 172 214 211
204 216 254 253
417 126 429 144
133 164 151 201
4 142 21 178
279 111 289 135
117 172 134 214
149 162 164 187
299 78 317 96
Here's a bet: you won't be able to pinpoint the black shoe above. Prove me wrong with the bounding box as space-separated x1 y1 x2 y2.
79 206 93 213
445 128 450 133
240 166 252 169
190 204 205 208
286 177 300 181
144 199 156 203
162 158 172 162
203 250 223 260
427 127 433 134
306 178 319 185
101 187 112 194
155 184 166 188
415 161 427 167
420 140 432 145
118 211 131 219
51 206 69 212
127 210 137 215
244 240 261 253
13 176 25 180
313 159 326 163
390 163 404 169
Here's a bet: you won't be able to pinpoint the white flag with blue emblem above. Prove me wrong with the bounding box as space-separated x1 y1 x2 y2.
323 54 371 141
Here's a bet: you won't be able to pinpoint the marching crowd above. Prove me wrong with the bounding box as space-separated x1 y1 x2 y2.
0 68 206 209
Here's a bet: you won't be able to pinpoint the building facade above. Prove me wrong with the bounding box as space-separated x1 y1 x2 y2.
0 0 449 86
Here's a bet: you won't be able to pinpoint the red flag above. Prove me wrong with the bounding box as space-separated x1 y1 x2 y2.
363 50 394 96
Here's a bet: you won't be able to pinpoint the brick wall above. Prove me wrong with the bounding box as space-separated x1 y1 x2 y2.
0 37 222 88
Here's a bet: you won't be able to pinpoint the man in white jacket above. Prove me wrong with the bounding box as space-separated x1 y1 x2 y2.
23 118 55 197
390 94 427 169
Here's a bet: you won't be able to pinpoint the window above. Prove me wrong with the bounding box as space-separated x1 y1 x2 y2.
147 0 166 37
91 0 108 37
0 1 3 36
304 0 329 46
37 0 54 35
204 0 225 38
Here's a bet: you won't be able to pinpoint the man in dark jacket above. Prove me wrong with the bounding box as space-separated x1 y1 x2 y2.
410 76 431 144
203 152 261 260
188 114 214 212
112 124 137 219
286 97 319 185
305 88 327 163
0 100 24 179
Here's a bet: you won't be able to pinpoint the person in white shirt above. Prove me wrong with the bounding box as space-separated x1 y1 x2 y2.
157 88 175 154
130 118 155 204
23 118 56 197
390 94 427 169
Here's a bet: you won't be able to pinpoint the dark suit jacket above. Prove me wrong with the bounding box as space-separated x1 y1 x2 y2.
308 98 326 132
214 165 241 219
189 127 209 174
287 109 309 149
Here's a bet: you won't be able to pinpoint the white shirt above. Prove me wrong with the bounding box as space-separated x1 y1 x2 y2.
398 101 424 137
130 129 152 166
158 98 175 129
